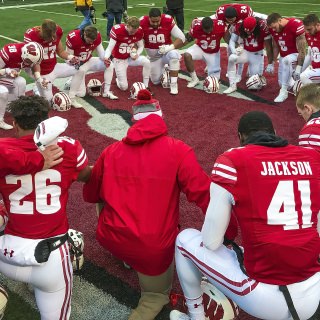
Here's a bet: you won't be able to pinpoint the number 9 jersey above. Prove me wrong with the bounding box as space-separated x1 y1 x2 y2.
0 135 88 239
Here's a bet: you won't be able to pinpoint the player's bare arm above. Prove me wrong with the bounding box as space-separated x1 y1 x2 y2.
272 38 280 62
296 33 307 66
264 38 274 64
77 166 92 182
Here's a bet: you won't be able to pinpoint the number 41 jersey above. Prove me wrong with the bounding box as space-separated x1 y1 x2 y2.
0 135 88 239
211 143 320 285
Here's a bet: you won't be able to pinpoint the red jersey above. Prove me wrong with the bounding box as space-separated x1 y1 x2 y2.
24 25 63 75
140 14 174 49
0 135 88 239
211 144 320 285
216 3 253 23
0 43 26 69
235 19 270 52
189 18 227 54
269 18 305 57
306 31 320 69
109 24 144 59
299 116 320 152
66 29 102 63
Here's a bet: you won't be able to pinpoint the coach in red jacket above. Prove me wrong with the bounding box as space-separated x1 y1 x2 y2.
83 89 210 320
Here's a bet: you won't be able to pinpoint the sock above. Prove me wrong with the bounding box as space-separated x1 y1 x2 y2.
185 296 205 320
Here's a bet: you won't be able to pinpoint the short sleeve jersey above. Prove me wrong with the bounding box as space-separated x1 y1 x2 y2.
211 143 320 285
234 19 270 52
140 14 174 49
299 117 320 152
269 18 305 57
215 3 253 23
189 18 227 54
109 24 144 59
66 29 102 63
0 135 88 239
305 31 320 69
24 25 63 75
0 43 25 69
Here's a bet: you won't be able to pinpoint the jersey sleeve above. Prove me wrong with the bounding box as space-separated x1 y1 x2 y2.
74 140 88 171
0 46 9 64
24 28 34 43
298 121 320 152
109 26 118 41
292 19 305 37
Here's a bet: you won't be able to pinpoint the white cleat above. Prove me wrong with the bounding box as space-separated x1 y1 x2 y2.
64 78 72 91
70 98 83 109
170 83 178 95
223 84 237 94
187 77 200 88
274 89 288 103
0 120 13 130
170 310 190 320
102 91 119 100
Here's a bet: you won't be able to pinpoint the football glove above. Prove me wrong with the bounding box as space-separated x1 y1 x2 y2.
292 65 302 81
265 63 274 74
158 44 175 55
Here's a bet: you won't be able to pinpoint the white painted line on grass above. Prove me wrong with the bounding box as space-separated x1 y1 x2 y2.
203 0 320 5
0 35 19 42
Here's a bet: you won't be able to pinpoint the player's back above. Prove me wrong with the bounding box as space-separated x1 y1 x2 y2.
0 135 88 239
0 43 24 69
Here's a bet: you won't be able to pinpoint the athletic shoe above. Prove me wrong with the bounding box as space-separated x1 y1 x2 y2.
71 98 83 109
274 88 288 103
170 310 190 320
102 91 118 100
0 120 13 130
223 84 237 94
170 83 178 95
187 77 200 88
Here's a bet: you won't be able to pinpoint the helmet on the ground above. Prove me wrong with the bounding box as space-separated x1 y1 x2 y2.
52 92 72 112
129 82 146 99
21 42 44 66
0 286 8 320
203 76 219 93
87 78 102 96
292 79 303 96
160 66 171 89
246 74 266 90
68 229 84 271
201 279 239 319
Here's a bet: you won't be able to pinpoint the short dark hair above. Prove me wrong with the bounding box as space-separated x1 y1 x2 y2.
201 17 213 31
267 13 282 26
238 111 275 136
149 8 161 18
8 96 50 130
84 26 98 40
225 6 237 19
303 13 320 26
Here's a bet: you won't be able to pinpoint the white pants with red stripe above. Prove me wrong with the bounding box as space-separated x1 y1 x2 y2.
300 67 320 85
278 53 298 88
0 241 73 320
175 228 320 320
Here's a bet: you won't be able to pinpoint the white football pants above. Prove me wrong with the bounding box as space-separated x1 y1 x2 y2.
175 228 320 320
278 53 298 88
300 67 320 85
0 85 8 120
0 75 26 102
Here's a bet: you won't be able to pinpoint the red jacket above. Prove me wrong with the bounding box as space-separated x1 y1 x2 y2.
83 115 210 275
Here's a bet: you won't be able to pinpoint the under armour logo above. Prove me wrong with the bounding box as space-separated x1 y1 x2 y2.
194 303 203 308
3 249 14 257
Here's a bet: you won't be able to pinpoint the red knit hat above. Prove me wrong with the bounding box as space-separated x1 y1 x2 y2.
132 89 163 121
243 17 257 32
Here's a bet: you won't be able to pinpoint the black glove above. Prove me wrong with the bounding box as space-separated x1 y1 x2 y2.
102 11 108 18
75 7 78 12
90 6 95 11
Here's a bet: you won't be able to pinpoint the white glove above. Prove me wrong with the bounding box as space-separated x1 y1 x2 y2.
67 55 80 66
158 44 175 55
293 65 302 81
265 63 274 74
34 116 68 151
36 77 50 89
4 68 19 78
235 46 243 56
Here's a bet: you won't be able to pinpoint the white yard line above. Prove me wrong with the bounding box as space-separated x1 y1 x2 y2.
203 0 319 5
0 35 19 42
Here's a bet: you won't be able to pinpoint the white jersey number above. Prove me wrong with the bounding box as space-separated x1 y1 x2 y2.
7 169 62 215
148 34 166 44
199 39 217 50
278 40 288 52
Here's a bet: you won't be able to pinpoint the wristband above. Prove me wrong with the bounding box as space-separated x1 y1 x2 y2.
34 72 41 80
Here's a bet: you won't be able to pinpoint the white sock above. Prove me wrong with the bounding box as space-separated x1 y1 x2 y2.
185 296 205 320
171 76 178 84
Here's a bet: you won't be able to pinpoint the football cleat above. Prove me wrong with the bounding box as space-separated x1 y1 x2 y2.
203 76 220 93
129 82 146 99
70 98 83 109
68 229 84 271
0 120 13 130
246 74 266 90
223 84 237 94
187 77 200 88
87 78 102 96
169 310 190 320
52 92 72 112
102 91 119 100
160 65 171 89
274 88 288 103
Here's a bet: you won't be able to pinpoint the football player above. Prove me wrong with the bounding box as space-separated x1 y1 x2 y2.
139 8 186 95
24 19 80 105
0 41 43 130
184 17 228 88
65 26 118 107
170 111 320 320
267 13 307 102
104 16 151 92
224 16 273 94
0 95 90 320
300 14 320 86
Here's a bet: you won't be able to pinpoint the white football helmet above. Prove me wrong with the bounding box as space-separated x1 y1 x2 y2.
160 65 170 89
292 79 303 96
52 92 72 112
246 74 267 90
203 76 220 93
21 42 44 66
0 286 8 320
201 279 239 320
68 229 84 271
129 82 146 99
87 78 102 96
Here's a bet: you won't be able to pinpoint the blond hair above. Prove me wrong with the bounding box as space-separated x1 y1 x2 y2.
127 16 140 29
296 83 320 110
84 26 98 40
41 19 57 41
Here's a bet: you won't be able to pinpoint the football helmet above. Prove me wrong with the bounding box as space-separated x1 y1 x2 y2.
292 79 303 96
203 76 220 93
87 78 102 96
201 279 239 320
0 286 8 320
160 66 171 89
129 82 146 99
68 229 84 271
21 42 44 66
52 92 72 112
246 74 267 90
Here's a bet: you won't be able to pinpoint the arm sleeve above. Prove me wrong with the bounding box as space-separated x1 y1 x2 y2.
171 25 186 42
201 182 234 250
105 38 117 59
229 33 239 54
96 44 105 61
136 40 144 55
